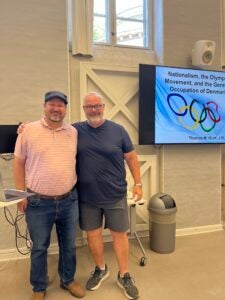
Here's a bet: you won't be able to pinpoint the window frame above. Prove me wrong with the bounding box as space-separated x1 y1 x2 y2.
93 0 153 50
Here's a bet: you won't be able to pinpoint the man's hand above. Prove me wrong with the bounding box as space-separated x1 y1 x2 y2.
17 122 28 134
17 199 28 213
133 185 143 202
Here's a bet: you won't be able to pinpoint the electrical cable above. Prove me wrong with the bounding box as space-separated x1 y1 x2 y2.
0 154 31 256
3 206 32 255
0 154 14 161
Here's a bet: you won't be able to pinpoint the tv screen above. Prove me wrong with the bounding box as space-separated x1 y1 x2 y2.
0 125 18 154
139 64 225 144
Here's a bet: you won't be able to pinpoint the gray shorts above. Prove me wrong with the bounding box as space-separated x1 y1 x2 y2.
79 197 129 232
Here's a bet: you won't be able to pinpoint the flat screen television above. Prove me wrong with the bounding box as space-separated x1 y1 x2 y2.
0 125 18 154
139 64 225 144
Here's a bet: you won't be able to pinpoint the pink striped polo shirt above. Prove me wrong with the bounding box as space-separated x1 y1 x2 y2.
14 118 77 195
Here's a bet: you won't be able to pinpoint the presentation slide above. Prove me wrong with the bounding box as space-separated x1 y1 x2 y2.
155 66 225 144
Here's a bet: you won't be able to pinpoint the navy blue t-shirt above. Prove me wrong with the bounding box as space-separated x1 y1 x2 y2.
73 120 134 205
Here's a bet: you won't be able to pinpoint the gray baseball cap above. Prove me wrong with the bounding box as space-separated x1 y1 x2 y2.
44 91 68 105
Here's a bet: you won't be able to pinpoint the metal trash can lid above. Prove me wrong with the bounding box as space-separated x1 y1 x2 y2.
148 193 177 214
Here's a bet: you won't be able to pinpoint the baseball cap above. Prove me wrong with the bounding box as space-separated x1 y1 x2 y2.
44 91 68 105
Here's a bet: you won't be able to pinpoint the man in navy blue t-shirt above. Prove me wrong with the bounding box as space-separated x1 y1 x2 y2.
73 92 142 300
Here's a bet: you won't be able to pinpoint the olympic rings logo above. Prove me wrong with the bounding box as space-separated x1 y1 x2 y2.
167 93 221 132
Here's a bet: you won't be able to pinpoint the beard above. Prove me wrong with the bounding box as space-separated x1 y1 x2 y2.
87 114 104 127
46 113 65 122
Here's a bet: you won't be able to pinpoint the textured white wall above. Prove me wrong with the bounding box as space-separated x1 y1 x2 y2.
162 145 221 228
163 0 221 69
0 0 69 124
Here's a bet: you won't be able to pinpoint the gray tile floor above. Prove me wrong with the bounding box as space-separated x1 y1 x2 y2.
1 231 225 300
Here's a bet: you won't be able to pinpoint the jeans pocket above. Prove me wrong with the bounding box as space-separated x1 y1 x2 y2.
27 195 41 207
69 187 78 201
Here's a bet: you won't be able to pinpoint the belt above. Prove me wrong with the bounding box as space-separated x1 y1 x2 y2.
27 189 71 200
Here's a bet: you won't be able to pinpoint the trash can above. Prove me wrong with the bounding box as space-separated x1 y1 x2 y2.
148 193 177 253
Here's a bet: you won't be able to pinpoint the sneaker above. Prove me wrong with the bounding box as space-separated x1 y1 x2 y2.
86 265 110 290
117 272 139 299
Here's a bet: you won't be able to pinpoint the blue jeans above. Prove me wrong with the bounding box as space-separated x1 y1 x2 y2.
26 187 79 292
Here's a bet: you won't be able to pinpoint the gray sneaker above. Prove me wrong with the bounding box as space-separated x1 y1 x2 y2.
117 272 139 299
86 265 109 290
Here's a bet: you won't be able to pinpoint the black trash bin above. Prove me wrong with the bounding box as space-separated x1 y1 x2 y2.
148 193 177 253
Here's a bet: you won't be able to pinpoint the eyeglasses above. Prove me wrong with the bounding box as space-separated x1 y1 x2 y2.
83 104 104 110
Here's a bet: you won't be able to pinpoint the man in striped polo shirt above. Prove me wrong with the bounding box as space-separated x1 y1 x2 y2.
14 91 85 300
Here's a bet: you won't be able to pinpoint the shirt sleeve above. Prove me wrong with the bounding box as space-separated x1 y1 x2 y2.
121 126 134 153
14 132 27 160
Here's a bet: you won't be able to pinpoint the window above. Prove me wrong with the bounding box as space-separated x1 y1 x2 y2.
93 0 152 49
93 0 109 44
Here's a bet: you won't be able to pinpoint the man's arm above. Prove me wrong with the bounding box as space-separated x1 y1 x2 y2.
124 150 143 201
13 156 27 213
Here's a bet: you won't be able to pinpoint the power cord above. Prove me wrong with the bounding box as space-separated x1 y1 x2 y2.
0 153 14 161
3 206 32 255
0 153 31 255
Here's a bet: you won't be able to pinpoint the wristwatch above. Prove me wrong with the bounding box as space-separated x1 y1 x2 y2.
134 183 142 187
